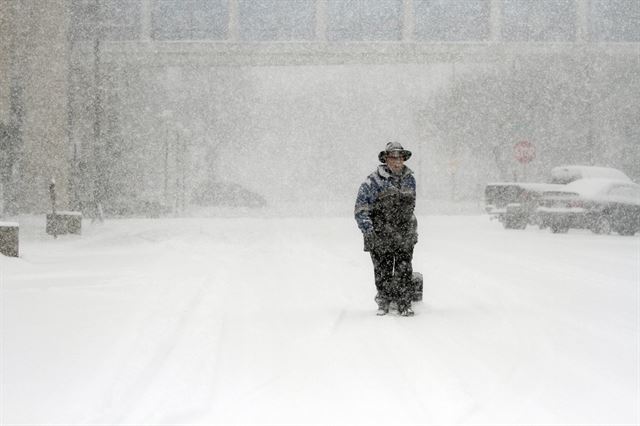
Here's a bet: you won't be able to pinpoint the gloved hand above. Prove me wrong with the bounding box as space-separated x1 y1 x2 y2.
363 232 375 252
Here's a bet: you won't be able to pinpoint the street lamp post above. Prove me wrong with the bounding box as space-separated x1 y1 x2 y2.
159 109 174 207
91 0 106 221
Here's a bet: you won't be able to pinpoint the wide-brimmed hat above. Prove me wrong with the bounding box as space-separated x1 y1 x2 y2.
378 142 412 162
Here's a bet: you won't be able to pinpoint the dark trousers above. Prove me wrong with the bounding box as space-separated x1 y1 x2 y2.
370 247 414 306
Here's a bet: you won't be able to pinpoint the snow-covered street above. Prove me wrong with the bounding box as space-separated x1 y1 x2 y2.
1 213 638 424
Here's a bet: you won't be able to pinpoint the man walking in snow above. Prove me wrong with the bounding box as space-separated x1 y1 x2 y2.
355 142 418 316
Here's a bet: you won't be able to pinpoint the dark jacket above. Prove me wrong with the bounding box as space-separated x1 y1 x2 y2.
355 165 418 251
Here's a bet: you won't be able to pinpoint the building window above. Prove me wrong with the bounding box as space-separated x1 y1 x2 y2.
152 0 228 40
326 0 403 41
590 0 640 42
71 0 96 41
71 0 141 41
238 0 315 41
502 0 577 41
414 0 490 41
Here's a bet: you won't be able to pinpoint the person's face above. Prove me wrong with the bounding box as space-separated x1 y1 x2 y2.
386 154 405 174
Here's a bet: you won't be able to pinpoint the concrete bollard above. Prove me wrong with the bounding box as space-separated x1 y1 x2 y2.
0 222 19 257
46 211 82 236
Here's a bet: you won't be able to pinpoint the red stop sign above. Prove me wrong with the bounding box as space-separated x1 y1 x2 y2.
514 141 535 164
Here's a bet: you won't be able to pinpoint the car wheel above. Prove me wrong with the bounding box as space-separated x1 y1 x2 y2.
592 216 612 235
550 223 569 233
616 227 636 236
504 215 527 230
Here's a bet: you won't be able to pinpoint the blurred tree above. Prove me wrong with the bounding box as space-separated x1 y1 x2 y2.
417 55 639 185
0 121 20 216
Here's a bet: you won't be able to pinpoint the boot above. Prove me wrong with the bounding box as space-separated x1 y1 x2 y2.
398 302 414 317
375 296 390 316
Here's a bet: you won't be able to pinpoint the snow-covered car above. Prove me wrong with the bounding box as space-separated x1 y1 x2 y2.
485 182 564 229
485 165 632 230
536 178 640 235
549 165 632 184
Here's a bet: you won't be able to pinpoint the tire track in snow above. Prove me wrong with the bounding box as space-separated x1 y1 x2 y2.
86 271 222 423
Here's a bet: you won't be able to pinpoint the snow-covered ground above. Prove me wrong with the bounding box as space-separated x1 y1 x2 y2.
1 213 638 424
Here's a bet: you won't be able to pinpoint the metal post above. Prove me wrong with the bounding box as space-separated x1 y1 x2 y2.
228 0 239 41
315 0 327 41
174 130 183 214
181 137 187 214
64 0 76 212
402 0 414 42
92 35 104 206
91 0 105 223
49 178 57 239
490 0 502 42
49 178 56 215
585 58 595 164
140 0 152 41
164 128 169 201
576 0 590 43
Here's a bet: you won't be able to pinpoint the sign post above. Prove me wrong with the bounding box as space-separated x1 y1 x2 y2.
49 178 57 239
514 140 535 181
447 157 459 201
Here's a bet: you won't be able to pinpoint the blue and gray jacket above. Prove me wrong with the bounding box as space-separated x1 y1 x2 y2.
355 165 418 251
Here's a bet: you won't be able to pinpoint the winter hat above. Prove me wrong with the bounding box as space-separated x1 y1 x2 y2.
378 141 412 162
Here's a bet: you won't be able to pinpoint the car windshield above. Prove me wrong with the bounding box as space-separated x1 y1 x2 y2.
562 179 629 198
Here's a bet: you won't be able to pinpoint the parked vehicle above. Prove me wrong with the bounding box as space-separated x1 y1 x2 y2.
192 181 267 208
485 182 562 229
485 165 633 230
103 197 171 218
536 178 640 235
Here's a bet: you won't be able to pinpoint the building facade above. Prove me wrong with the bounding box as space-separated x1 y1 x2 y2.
0 0 638 213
